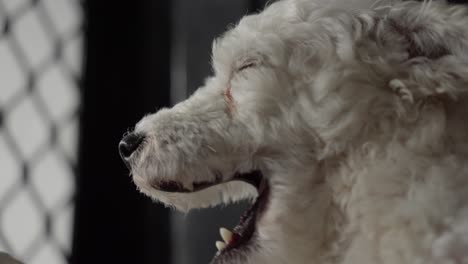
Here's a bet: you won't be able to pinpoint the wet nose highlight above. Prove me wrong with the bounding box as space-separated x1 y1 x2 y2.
119 133 144 160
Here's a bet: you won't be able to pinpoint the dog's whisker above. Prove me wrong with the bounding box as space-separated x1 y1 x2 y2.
206 145 218 153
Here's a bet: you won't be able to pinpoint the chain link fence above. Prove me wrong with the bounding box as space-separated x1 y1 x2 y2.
0 0 82 263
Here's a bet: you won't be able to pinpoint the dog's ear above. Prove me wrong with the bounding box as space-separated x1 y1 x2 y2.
379 2 468 103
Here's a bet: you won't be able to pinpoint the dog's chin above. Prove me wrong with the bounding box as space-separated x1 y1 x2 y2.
132 170 271 263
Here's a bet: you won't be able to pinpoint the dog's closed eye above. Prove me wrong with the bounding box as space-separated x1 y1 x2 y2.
237 61 258 72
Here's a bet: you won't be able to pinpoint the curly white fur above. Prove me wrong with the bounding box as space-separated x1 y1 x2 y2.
128 0 468 263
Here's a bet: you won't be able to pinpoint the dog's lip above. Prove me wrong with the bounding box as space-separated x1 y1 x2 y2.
148 170 269 262
150 170 263 193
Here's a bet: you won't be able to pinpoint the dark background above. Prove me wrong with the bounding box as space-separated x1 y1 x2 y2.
71 0 467 264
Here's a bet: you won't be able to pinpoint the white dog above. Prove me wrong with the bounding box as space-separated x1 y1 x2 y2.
119 0 468 263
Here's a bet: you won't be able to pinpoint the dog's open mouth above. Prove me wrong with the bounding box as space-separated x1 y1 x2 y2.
150 170 270 260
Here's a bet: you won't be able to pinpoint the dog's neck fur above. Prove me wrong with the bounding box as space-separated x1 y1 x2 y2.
300 100 468 264
256 94 468 264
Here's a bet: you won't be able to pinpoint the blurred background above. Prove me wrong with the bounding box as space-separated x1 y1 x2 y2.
0 0 268 263
1 0 468 264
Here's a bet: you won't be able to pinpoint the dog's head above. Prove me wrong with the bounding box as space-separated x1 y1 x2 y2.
119 0 468 263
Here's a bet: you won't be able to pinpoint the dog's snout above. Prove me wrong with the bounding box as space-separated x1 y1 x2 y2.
119 133 144 161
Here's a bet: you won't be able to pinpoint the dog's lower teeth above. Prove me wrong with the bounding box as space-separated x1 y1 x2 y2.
220 227 233 243
216 241 227 251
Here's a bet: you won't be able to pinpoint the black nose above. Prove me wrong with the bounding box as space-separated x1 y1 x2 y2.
119 133 144 160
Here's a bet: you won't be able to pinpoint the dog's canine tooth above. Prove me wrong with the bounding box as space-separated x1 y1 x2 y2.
220 227 233 243
216 241 227 251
